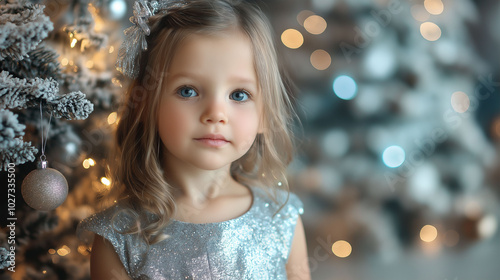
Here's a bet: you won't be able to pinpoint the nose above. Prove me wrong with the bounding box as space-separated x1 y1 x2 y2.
200 97 228 125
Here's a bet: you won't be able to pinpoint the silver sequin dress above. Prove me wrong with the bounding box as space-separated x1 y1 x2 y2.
77 186 304 280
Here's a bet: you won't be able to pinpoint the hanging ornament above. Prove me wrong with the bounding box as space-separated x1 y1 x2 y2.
21 102 68 211
21 159 68 211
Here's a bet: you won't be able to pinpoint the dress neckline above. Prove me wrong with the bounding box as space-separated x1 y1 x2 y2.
170 185 256 226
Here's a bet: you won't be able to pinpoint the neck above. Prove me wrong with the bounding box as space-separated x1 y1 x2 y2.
161 154 235 205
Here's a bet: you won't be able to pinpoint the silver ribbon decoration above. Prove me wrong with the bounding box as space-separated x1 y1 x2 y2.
115 0 161 78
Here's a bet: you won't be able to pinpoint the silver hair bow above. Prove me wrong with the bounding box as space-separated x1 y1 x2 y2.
115 0 184 78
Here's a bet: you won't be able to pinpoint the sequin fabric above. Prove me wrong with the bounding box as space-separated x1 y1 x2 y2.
77 186 304 279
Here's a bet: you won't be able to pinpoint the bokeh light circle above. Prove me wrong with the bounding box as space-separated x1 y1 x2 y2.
420 225 438 242
331 240 352 258
281 29 304 49
420 22 442 41
333 75 357 100
382 145 405 168
424 0 444 15
310 49 331 70
451 91 470 113
304 15 327 35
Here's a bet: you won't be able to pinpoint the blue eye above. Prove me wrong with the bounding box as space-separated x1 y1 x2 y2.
178 87 198 98
230 91 249 102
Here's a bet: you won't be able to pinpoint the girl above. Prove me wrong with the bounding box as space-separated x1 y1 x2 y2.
77 0 310 279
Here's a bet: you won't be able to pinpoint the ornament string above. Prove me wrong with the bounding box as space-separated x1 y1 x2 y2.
39 100 53 162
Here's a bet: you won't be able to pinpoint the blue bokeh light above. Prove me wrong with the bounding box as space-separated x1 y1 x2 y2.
382 145 406 168
333 75 357 100
109 0 127 20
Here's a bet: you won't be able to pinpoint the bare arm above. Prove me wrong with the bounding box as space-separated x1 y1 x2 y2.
90 234 132 280
286 216 311 280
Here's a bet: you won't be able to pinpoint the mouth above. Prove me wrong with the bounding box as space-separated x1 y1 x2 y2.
194 134 229 147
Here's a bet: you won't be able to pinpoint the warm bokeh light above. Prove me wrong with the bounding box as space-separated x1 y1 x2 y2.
83 158 96 169
332 240 352 258
108 112 118 124
424 0 444 15
281 29 304 49
109 45 115 53
78 245 90 256
297 10 315 26
411 5 430 21
382 145 405 168
451 91 470 113
304 15 327 35
101 177 111 187
310 49 331 70
57 245 71 256
48 249 56 255
420 225 438 242
443 230 459 247
70 38 77 48
420 22 442 41
61 58 69 66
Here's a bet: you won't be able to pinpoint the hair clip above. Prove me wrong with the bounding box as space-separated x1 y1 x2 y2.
115 0 184 78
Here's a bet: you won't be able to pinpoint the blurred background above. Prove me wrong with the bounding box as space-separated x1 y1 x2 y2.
0 0 499 279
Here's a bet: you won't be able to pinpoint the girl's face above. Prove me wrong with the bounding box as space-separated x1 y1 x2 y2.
157 28 263 171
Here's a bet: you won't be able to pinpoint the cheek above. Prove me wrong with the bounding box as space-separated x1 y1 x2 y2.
158 103 192 143
232 110 261 152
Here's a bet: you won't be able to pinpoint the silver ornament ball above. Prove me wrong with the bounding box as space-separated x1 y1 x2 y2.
22 162 68 211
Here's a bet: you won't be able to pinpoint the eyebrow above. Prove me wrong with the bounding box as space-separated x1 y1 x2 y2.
169 72 257 85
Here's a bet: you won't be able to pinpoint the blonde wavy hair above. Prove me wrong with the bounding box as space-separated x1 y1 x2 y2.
108 0 297 245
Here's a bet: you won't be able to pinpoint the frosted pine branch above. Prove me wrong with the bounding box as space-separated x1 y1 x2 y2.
47 91 94 120
0 109 25 149
0 3 53 61
0 70 59 109
0 71 94 119
0 43 62 80
0 138 37 170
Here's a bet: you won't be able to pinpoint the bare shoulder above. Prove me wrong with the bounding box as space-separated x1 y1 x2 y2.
286 216 311 280
90 234 131 280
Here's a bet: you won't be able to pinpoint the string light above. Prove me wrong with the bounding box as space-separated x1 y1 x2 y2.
57 245 71 256
333 75 357 100
70 38 77 48
304 15 327 35
83 158 96 169
451 91 470 113
310 49 331 70
61 58 69 66
78 245 90 256
101 177 111 187
281 29 304 49
107 112 118 124
420 225 438 242
424 0 444 15
420 22 442 41
382 145 405 168
331 240 352 258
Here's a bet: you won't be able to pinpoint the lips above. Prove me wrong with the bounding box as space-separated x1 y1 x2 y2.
194 134 229 147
